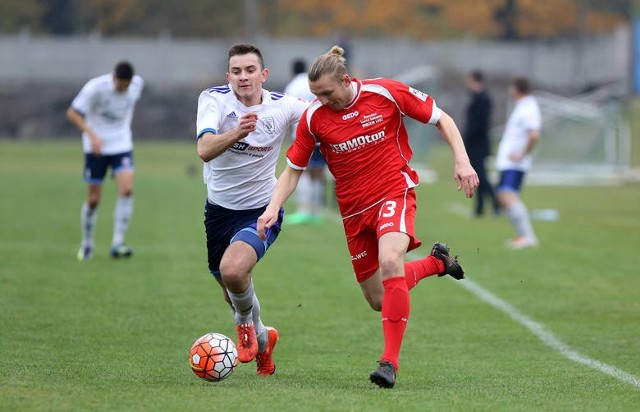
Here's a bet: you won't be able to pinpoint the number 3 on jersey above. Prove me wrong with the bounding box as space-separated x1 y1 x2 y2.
380 200 397 218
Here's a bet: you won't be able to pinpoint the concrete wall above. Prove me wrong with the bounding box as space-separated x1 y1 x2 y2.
0 27 631 92
0 28 631 139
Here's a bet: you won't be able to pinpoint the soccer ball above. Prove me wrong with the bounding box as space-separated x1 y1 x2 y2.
189 332 238 382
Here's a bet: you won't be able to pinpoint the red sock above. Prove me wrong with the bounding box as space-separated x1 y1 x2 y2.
404 256 445 290
380 276 410 371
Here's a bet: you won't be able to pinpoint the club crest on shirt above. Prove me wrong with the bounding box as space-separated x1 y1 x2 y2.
260 117 276 134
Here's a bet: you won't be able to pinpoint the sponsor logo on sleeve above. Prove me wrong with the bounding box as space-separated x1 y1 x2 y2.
409 87 428 102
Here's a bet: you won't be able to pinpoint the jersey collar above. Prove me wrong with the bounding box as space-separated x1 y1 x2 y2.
344 78 361 109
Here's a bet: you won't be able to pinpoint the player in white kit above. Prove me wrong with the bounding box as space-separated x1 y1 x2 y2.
196 44 308 375
67 61 144 260
495 77 541 249
284 58 327 225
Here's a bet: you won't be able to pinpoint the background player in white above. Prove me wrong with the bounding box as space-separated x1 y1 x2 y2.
284 58 327 225
196 44 308 375
495 77 541 249
67 61 143 260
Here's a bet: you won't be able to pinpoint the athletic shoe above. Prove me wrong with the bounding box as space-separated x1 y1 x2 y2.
505 236 539 249
110 245 133 258
235 323 258 363
77 245 93 261
256 326 279 375
369 361 397 388
430 242 465 280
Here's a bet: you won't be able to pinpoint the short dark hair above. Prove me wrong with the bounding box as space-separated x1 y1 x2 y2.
228 43 264 69
292 58 306 75
114 61 134 80
470 70 484 83
513 76 531 95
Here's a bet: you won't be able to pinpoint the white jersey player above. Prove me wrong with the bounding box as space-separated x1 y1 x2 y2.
195 44 308 376
283 58 327 225
495 77 542 249
67 61 143 261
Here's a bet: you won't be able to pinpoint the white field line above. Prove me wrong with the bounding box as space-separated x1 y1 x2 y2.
406 252 640 389
322 211 640 387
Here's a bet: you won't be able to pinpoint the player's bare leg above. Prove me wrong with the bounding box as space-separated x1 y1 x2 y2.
359 270 384 311
111 169 134 258
214 277 235 314
78 183 101 260
220 241 266 363
369 232 411 388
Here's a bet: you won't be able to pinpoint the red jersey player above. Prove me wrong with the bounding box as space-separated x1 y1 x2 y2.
257 46 479 388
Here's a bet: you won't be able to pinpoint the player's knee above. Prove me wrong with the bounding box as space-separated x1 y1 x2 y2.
219 260 247 287
118 184 133 197
378 255 403 278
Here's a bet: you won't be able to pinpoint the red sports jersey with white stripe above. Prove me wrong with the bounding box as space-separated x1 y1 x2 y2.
287 78 442 217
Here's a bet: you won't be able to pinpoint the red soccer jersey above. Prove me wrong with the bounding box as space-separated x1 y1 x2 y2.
287 78 442 217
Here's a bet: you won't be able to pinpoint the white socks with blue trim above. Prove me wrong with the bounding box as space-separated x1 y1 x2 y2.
506 199 536 240
81 202 98 247
228 280 268 352
112 196 133 247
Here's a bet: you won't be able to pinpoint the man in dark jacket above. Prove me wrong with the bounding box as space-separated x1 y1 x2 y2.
464 70 499 217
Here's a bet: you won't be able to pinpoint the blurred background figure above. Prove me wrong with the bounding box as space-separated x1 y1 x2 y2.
284 58 326 225
495 77 541 249
464 70 500 218
66 61 143 260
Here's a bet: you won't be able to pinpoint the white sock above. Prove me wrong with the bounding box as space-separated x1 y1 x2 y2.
228 281 255 325
506 200 536 239
81 202 98 247
295 173 312 215
310 179 324 215
228 281 267 350
112 196 133 247
251 292 268 352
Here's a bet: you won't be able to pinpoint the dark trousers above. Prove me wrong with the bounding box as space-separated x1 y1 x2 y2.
469 152 499 216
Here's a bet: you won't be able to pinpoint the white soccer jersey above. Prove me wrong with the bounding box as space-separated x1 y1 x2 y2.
496 95 541 172
196 85 309 210
284 73 315 138
284 73 315 102
71 73 144 155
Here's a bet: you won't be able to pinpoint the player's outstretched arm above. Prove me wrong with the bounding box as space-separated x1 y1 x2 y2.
257 166 303 240
435 111 479 198
197 112 258 162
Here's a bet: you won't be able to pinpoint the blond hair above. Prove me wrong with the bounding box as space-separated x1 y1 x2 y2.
308 45 348 82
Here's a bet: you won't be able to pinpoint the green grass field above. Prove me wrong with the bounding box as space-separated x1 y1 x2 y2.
1 139 639 411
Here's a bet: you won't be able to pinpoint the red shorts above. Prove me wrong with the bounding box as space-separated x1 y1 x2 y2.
343 188 422 283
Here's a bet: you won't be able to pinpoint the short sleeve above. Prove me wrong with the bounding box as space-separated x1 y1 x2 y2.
196 91 221 139
376 78 442 125
286 106 317 169
70 80 95 116
284 94 310 126
131 76 144 101
523 101 542 132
